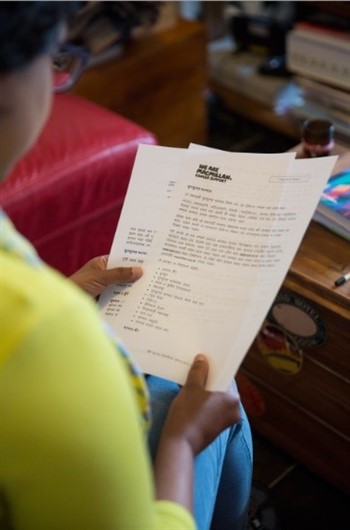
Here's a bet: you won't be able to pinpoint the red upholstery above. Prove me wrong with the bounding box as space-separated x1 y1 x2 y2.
0 93 157 275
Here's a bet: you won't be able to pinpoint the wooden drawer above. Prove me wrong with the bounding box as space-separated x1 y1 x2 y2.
237 219 350 493
237 369 350 493
242 338 349 437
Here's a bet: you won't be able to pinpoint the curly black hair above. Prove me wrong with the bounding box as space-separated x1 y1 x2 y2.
0 1 79 74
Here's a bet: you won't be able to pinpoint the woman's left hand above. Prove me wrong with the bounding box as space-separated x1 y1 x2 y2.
70 255 143 298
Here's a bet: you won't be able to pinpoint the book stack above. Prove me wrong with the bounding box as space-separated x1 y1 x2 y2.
286 22 350 90
286 21 350 144
313 153 350 241
67 1 171 67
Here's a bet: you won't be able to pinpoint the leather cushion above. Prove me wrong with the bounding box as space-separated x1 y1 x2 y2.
0 93 157 275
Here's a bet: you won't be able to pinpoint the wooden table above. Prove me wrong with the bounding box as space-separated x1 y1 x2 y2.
208 50 350 148
237 151 350 493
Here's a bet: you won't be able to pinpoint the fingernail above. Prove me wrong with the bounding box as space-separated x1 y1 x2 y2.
131 267 143 280
195 354 206 362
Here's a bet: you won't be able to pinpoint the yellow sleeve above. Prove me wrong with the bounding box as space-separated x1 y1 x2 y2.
1 267 195 530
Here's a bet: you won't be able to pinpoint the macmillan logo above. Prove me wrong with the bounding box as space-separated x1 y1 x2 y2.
195 164 232 183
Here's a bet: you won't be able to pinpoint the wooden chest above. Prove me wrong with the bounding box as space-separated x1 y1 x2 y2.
237 219 350 493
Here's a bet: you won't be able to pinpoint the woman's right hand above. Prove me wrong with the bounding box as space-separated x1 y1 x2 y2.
154 354 240 511
161 354 241 456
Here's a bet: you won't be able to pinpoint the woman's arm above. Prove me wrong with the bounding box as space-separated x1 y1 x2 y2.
2 276 193 530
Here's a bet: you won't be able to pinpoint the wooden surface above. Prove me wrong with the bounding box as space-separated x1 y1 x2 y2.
238 366 350 492
288 221 350 310
210 78 350 148
209 80 301 139
72 19 208 148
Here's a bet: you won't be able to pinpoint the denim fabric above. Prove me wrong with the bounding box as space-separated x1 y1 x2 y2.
147 375 253 530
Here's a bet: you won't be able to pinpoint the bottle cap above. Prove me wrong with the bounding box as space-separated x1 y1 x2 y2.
302 119 335 146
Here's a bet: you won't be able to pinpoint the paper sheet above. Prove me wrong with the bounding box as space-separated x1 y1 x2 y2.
100 145 337 390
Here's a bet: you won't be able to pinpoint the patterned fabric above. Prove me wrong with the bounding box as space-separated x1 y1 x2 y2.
102 321 151 431
0 209 151 430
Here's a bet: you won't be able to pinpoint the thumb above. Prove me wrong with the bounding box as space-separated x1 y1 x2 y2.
102 266 143 285
185 354 209 387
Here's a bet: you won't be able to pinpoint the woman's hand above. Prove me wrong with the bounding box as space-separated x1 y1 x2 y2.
70 255 143 298
162 354 241 455
154 354 240 511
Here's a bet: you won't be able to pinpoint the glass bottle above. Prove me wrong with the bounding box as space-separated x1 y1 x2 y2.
301 119 335 158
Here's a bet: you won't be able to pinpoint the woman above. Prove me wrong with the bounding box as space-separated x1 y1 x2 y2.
0 3 252 529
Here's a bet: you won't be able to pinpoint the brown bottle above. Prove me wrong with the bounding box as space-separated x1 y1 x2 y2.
301 119 335 158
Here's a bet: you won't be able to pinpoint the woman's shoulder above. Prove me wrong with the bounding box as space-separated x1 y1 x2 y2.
1 248 99 364
3 246 92 306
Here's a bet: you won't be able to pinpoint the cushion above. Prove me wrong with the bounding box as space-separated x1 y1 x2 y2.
0 93 157 275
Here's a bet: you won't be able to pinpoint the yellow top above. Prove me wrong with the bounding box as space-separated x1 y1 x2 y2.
0 212 195 530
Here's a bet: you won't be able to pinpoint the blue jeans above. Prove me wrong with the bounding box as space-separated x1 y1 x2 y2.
147 376 253 530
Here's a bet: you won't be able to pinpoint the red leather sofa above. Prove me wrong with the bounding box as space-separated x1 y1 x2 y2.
0 93 157 276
